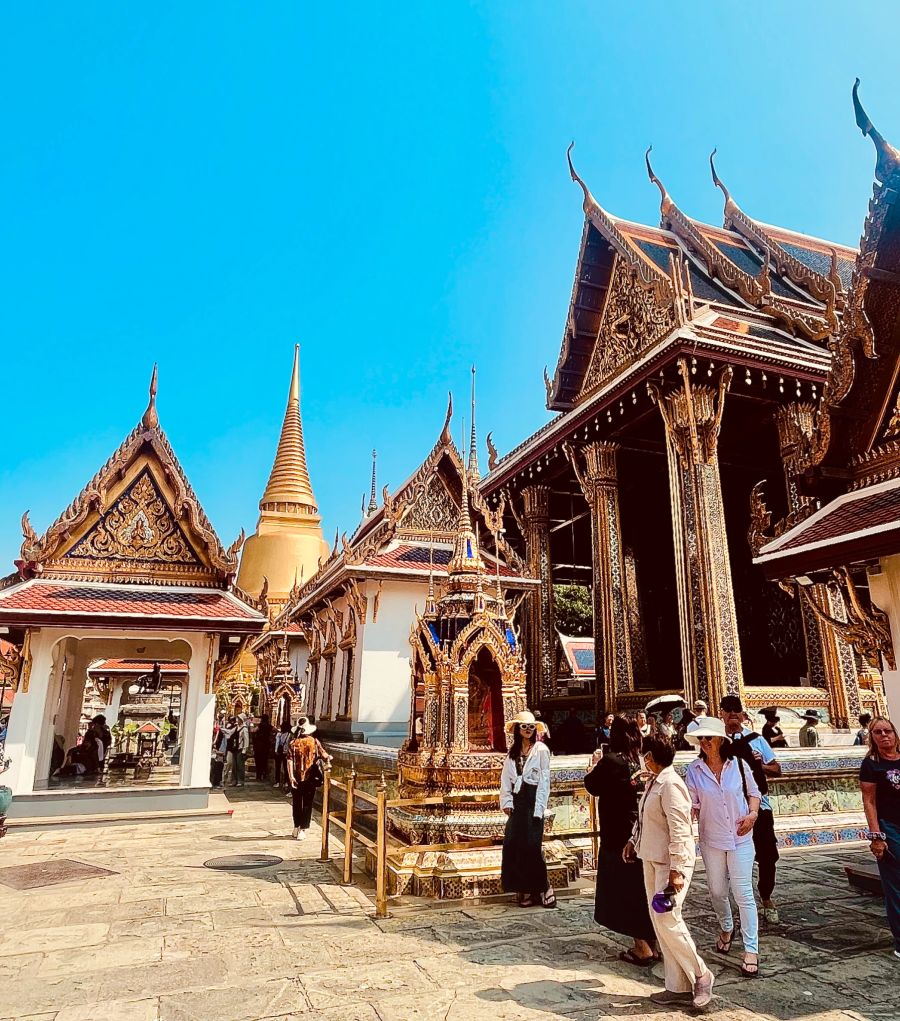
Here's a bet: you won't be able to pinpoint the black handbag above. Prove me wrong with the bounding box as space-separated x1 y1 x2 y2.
307 757 325 787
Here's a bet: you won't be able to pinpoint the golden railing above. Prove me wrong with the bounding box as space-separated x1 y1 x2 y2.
318 764 602 919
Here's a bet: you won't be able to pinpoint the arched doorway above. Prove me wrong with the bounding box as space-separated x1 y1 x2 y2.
467 647 505 751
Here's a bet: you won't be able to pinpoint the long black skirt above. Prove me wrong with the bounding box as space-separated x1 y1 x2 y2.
501 782 548 895
594 846 655 941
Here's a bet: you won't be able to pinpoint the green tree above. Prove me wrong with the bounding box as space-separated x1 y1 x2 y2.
553 584 592 637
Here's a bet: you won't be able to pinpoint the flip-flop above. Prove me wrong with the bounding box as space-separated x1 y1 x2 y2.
715 934 733 954
741 958 760 978
618 949 656 967
541 889 557 908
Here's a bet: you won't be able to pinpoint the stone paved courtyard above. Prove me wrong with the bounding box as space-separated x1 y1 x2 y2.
0 788 897 1021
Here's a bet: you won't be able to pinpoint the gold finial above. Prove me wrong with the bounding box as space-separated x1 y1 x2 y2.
439 391 453 446
260 344 318 514
709 148 738 224
141 364 159 429
367 449 378 515
468 366 479 480
645 146 674 223
853 78 900 183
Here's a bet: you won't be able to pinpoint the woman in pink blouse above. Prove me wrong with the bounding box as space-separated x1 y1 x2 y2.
685 717 762 978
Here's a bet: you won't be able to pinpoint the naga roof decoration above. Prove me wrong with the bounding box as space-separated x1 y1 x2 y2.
13 368 253 600
755 80 900 576
546 142 858 414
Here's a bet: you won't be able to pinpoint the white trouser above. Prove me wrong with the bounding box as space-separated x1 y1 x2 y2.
701 839 759 954
642 859 707 993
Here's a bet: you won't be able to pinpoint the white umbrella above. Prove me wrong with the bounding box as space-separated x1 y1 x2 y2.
645 694 686 714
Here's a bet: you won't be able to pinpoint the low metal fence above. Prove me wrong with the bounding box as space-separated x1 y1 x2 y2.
317 764 602 918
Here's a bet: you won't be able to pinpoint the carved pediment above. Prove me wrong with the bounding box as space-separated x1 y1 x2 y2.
67 469 202 567
401 469 459 535
579 258 678 400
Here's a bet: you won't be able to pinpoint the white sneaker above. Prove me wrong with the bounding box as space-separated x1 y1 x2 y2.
292 826 300 839
295 829 305 840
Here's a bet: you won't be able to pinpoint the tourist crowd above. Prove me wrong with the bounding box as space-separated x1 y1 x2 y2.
500 698 900 1010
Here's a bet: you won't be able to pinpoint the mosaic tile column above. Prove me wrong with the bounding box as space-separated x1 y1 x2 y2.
567 441 633 718
521 485 556 706
776 402 861 729
650 360 744 709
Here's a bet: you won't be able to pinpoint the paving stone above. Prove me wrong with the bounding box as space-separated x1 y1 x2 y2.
158 977 306 1020
299 960 437 1009
56 998 159 1021
0 923 109 958
109 914 214 940
37 937 163 978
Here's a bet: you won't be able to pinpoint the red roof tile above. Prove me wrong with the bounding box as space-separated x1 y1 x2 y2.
364 544 521 577
88 659 188 674
0 582 265 627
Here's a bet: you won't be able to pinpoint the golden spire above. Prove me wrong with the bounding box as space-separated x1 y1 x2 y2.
260 344 318 514
367 449 378 515
448 415 485 581
468 366 479 481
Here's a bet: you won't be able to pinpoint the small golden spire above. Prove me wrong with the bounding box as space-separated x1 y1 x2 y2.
367 450 378 515
468 366 479 481
260 344 318 513
853 78 900 183
141 364 159 430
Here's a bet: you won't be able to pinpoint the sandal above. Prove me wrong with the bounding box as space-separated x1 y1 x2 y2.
618 949 656 968
740 957 760 978
540 888 557 909
715 933 733 955
518 894 535 907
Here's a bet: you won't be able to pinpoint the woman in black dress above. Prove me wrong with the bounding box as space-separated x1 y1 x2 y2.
584 716 657 965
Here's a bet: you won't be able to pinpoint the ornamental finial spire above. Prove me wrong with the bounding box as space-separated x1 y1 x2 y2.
645 146 674 223
260 345 318 514
853 78 900 183
141 364 159 429
709 148 739 224
468 366 479 481
367 449 378 515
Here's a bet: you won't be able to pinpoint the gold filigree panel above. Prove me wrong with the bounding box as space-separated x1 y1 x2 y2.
67 469 200 565
402 470 458 534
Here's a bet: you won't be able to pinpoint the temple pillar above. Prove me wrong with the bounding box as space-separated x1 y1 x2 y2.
776 403 862 728
567 441 633 717
650 360 744 708
521 485 556 705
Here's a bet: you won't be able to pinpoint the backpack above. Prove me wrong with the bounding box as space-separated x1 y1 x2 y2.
728 732 768 796
226 730 239 754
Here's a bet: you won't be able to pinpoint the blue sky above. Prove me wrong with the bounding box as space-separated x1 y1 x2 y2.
1 3 898 569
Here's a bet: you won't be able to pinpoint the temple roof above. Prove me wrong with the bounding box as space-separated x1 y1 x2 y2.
547 145 855 412
87 659 189 675
259 345 318 514
0 580 266 632
13 368 254 598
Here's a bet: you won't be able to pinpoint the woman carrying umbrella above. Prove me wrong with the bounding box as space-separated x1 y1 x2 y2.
500 710 556 908
584 716 658 966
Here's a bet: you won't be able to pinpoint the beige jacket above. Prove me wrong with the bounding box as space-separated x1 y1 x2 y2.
631 765 695 871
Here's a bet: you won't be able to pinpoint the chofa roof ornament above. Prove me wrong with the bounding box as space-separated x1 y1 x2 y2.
853 78 900 184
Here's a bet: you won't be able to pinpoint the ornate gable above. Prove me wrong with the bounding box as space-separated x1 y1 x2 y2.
398 458 460 537
17 370 243 587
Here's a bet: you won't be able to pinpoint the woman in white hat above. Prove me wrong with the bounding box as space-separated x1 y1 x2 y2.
685 717 762 977
500 710 556 907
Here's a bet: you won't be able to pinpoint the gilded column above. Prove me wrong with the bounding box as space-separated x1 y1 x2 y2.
566 440 633 718
650 360 743 709
776 402 861 728
521 485 556 705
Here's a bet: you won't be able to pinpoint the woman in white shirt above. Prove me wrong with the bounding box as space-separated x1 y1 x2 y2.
500 710 555 908
685 717 762 978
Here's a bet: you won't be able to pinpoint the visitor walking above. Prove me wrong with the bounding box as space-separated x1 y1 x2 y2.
583 716 657 966
720 695 782 924
234 714 251 786
624 734 713 1009
500 710 556 908
855 713 873 746
254 715 273 781
286 718 330 839
685 718 762 977
273 721 291 789
798 710 821 748
859 716 900 960
219 717 237 786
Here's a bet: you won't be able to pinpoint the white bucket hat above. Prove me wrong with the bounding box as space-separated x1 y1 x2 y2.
685 716 730 745
296 718 317 736
504 710 547 736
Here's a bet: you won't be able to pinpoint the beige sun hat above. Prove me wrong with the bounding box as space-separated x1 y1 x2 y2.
296 718 317 736
685 716 730 745
504 710 547 736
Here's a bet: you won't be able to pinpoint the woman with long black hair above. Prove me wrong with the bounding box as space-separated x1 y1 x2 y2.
500 710 556 907
584 716 657 966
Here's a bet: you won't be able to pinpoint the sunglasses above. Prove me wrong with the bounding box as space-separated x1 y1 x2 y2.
871 729 895 736
519 724 536 731
698 736 715 742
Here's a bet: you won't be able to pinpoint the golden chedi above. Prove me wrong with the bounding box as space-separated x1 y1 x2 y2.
238 346 329 611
